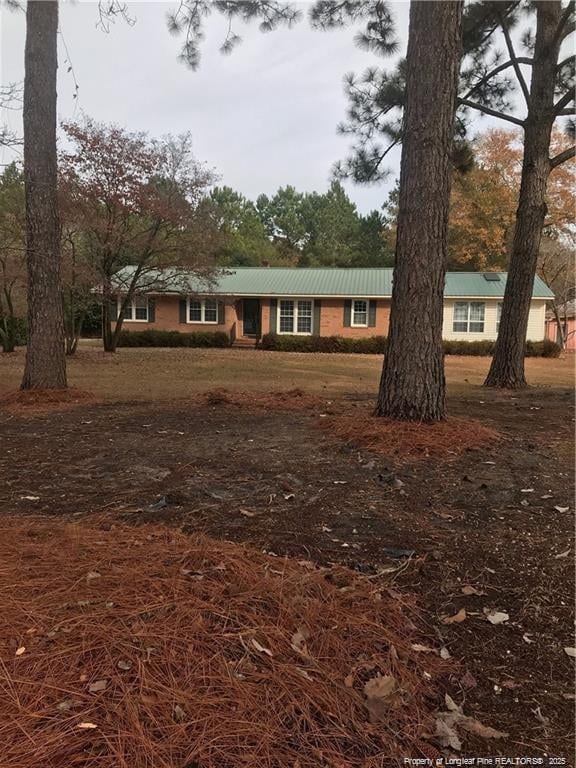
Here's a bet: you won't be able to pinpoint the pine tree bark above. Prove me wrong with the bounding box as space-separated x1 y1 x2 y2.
21 1 67 390
376 0 463 421
484 1 562 389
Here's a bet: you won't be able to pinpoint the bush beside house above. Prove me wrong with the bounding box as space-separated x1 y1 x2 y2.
260 333 561 357
117 330 230 348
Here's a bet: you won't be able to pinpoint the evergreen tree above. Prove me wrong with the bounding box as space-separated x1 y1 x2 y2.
205 186 275 266
375 0 464 421
21 1 67 389
317 1 574 389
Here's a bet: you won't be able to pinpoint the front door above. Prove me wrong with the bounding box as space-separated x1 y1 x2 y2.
242 299 261 337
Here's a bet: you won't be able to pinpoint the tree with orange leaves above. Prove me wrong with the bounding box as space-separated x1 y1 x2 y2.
449 128 575 271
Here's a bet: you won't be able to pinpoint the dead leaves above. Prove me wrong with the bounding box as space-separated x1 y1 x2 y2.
433 694 508 751
461 585 486 596
290 628 310 657
442 608 467 624
250 638 273 657
484 608 509 625
88 679 108 693
363 674 401 721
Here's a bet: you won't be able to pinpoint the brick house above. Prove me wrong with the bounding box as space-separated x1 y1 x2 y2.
112 267 553 346
545 300 576 350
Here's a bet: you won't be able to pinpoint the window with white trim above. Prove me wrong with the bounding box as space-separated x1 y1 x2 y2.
496 302 503 331
120 296 149 322
352 299 368 327
453 301 485 333
278 299 313 335
188 297 218 324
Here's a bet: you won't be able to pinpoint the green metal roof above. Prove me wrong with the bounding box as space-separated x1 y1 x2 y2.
113 266 553 299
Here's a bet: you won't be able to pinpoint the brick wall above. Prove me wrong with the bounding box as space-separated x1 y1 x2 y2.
122 296 236 335
318 298 390 338
121 295 391 338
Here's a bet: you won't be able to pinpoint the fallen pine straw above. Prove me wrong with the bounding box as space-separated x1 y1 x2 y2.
0 388 100 416
318 415 500 459
0 518 448 767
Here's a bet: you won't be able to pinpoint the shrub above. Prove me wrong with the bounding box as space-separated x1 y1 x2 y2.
260 334 388 354
525 339 561 358
117 330 230 348
260 334 560 358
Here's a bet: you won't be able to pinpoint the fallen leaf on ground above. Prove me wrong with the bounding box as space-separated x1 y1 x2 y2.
554 506 569 513
364 674 398 721
86 571 101 581
434 714 462 751
173 705 186 722
117 659 133 671
459 717 508 739
554 549 571 559
434 696 508 751
15 646 25 656
239 509 255 517
484 609 509 625
411 643 436 653
77 722 98 729
461 585 486 596
564 647 576 658
251 639 273 657
290 628 310 656
460 671 477 689
88 679 108 693
442 608 467 624
440 646 451 660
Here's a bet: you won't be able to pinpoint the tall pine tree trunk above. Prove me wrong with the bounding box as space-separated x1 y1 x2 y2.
376 0 463 421
21 1 67 390
484 1 562 389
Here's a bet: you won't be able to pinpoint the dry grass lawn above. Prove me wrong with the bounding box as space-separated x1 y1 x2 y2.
0 345 573 401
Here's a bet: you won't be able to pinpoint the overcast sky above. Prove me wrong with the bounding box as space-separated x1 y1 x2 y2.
1 1 500 213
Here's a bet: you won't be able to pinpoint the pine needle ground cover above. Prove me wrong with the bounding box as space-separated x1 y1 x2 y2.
0 518 448 768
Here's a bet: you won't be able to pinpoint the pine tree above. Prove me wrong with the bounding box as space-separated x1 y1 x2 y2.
323 1 574 390
21 1 67 390
484 1 575 387
375 0 464 421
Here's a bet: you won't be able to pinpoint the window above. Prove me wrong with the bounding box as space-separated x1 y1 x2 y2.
278 299 313 335
352 300 368 327
120 296 148 322
496 302 502 331
188 298 218 324
453 302 485 333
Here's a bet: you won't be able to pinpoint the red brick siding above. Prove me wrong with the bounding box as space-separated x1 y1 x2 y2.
121 295 390 338
319 299 390 338
121 296 236 335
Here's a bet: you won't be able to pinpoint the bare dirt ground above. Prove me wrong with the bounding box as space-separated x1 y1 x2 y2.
0 348 574 760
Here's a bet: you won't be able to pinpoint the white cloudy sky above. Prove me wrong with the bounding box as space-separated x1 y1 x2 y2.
1 1 504 213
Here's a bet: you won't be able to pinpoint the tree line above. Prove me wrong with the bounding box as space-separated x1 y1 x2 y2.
6 117 572 355
8 0 575 422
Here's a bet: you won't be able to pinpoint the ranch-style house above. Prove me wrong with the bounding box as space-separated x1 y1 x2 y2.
112 267 553 346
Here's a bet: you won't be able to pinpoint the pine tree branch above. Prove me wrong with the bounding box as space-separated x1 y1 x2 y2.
497 8 531 107
457 98 525 126
554 89 575 114
557 107 576 116
556 54 574 71
550 145 575 169
461 57 533 101
554 0 575 45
